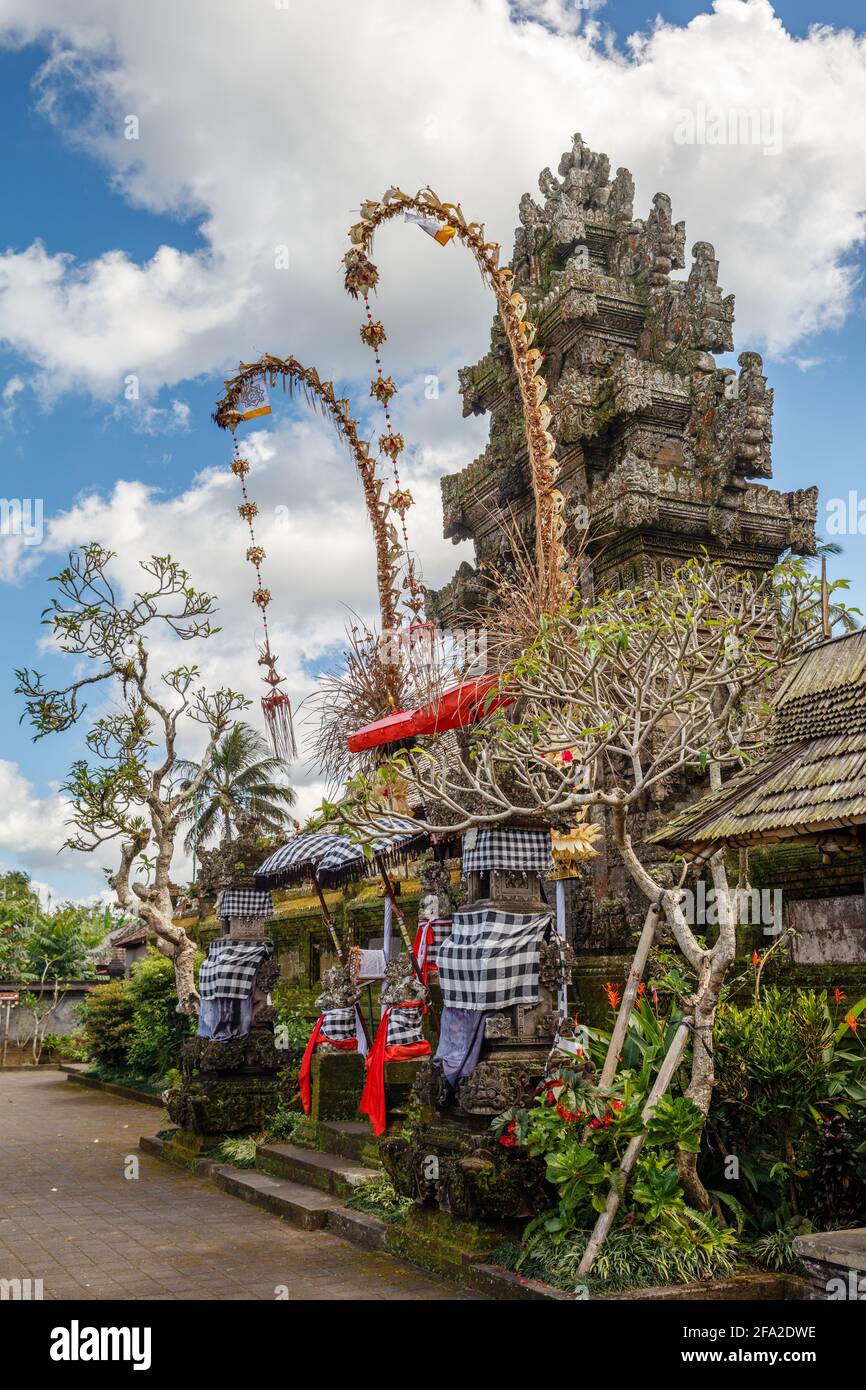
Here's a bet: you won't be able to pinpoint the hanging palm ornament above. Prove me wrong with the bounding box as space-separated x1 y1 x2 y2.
227 426 297 760
344 186 569 611
356 255 426 625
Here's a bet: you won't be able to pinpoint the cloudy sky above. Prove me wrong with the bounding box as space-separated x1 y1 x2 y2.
1 0 865 904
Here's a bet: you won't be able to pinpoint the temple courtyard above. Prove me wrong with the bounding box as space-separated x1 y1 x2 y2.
0 1071 473 1302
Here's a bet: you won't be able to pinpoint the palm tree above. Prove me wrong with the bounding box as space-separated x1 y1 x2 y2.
177 723 297 856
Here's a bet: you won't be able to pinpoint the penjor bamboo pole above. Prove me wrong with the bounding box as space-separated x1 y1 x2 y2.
576 1016 693 1281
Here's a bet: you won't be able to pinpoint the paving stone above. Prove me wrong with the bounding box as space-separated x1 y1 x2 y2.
0 1070 478 1301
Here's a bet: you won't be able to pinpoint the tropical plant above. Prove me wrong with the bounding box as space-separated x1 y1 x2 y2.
78 981 135 1073
124 948 197 1081
176 721 296 854
707 986 866 1228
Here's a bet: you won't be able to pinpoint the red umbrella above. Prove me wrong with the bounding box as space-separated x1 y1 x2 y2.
347 674 512 752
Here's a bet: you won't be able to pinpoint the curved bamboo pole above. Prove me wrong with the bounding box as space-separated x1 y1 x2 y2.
214 354 402 644
343 188 567 610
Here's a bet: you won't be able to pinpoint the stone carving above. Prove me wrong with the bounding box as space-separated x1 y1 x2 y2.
437 130 815 632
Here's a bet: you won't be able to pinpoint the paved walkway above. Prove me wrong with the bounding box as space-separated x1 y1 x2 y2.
0 1070 475 1301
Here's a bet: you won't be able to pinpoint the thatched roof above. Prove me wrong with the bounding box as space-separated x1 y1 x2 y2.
651 629 866 856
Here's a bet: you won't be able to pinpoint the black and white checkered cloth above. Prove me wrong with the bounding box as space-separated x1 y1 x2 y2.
255 815 428 889
437 908 552 1011
199 939 274 1001
215 888 275 921
320 1006 358 1043
461 828 553 875
254 830 342 887
386 1005 426 1047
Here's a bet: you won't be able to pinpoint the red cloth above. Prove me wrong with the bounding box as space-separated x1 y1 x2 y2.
358 1006 431 1136
298 1015 358 1115
412 920 436 982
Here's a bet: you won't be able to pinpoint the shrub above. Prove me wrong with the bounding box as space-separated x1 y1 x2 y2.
708 986 866 1230
41 1030 90 1063
124 949 196 1082
273 986 315 1071
492 1223 737 1293
78 981 134 1072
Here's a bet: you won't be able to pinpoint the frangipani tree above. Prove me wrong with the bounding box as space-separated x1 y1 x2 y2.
360 555 845 1215
16 544 249 1013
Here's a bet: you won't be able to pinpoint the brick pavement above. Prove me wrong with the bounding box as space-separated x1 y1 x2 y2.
0 1069 476 1301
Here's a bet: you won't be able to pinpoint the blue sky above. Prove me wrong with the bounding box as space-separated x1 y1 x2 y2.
0 0 864 902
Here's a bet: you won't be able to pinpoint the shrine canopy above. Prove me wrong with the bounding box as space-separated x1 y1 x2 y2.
347 674 512 753
650 630 866 859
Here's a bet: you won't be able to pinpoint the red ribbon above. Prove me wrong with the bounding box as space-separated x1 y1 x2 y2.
358 1005 432 1136
298 1015 358 1115
412 920 436 982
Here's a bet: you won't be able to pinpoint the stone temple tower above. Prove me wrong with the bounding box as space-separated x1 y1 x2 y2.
429 133 818 954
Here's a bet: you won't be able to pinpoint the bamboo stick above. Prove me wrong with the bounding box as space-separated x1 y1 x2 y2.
596 902 660 1091
576 1017 692 1280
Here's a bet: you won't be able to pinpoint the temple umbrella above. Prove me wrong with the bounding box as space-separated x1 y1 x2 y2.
347 673 513 753
255 813 429 956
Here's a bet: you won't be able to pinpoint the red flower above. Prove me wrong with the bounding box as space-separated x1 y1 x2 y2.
561 749 574 763
835 987 845 1004
846 1013 859 1034
611 1099 623 1112
604 982 622 1010
651 986 659 1008
498 1120 518 1148
603 1114 612 1129
589 1117 602 1130
752 949 759 967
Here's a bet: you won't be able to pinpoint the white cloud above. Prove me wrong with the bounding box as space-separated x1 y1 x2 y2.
0 0 862 407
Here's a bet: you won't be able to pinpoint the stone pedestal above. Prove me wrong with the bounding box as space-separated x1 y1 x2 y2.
793 1229 866 1300
381 864 570 1226
165 907 281 1137
307 1048 365 1123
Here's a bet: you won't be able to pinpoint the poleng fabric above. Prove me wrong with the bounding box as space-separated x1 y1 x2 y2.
359 1003 431 1135
412 918 451 982
437 909 552 1011
298 1006 359 1114
461 827 553 875
215 887 275 921
198 939 274 1001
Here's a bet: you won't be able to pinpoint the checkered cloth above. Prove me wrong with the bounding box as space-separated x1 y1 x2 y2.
215 888 274 921
386 1004 426 1047
199 940 274 1001
461 828 553 875
255 815 428 889
320 1006 358 1043
414 918 452 977
437 908 552 1011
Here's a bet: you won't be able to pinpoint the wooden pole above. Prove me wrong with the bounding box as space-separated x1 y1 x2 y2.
312 875 344 959
311 875 370 1047
576 1016 693 1280
596 902 660 1092
1 1001 10 1068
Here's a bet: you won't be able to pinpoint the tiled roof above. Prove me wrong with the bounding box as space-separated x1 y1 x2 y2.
652 630 866 853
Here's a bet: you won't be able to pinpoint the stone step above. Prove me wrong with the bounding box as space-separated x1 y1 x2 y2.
316 1119 381 1165
209 1164 343 1231
256 1142 378 1197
